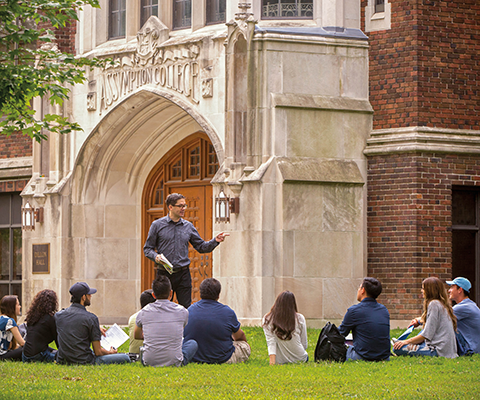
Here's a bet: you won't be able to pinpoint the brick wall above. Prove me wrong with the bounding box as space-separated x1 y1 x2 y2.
38 20 77 55
0 131 32 159
367 152 480 319
0 17 77 161
362 0 480 130
0 180 28 193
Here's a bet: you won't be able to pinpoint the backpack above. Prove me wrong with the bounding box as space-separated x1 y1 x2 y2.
314 322 347 362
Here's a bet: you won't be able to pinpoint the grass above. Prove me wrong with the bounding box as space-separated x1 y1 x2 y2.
1 327 479 399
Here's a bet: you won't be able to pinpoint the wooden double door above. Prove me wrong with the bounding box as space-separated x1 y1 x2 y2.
141 134 219 304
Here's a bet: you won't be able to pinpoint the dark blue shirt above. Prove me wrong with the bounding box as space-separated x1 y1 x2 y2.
143 215 219 270
338 297 390 361
184 299 241 364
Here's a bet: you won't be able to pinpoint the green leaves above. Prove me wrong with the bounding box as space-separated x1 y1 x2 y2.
0 0 102 142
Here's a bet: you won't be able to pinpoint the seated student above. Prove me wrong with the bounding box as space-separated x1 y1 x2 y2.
128 289 156 357
262 291 308 365
446 277 480 354
338 277 390 361
183 278 250 364
135 276 197 367
393 277 457 358
0 295 25 361
55 282 131 365
22 289 58 363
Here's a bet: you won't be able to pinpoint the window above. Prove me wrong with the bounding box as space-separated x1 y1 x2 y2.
365 0 391 32
374 0 385 13
0 193 22 304
262 0 313 19
109 0 126 39
141 0 159 27
452 187 480 304
206 0 226 25
173 0 192 30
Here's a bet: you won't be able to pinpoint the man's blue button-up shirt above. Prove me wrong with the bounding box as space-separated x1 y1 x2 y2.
143 215 219 270
338 297 390 361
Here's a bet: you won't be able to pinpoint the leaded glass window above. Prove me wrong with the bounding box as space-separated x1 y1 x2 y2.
173 0 192 29
141 0 159 26
109 0 126 39
262 0 313 19
375 0 385 13
206 0 226 25
0 193 22 304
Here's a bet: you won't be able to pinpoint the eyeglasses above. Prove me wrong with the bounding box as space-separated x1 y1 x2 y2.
173 204 187 209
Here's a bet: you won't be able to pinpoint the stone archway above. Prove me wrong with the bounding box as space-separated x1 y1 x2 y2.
66 88 223 322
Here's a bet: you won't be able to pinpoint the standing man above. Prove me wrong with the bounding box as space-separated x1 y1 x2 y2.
55 282 131 365
338 277 391 361
446 277 480 354
143 193 228 308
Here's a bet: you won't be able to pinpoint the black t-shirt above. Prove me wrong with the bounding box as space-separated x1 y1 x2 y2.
23 314 57 357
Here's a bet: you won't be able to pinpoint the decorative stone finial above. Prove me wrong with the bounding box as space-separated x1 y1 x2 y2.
235 2 254 21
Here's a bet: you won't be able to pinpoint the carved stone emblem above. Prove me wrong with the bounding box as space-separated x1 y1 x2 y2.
87 92 97 111
202 78 213 98
136 16 169 66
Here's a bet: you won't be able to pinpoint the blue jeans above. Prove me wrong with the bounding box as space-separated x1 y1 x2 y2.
22 348 56 363
140 339 198 367
95 353 131 365
393 341 438 357
347 346 390 361
182 339 198 366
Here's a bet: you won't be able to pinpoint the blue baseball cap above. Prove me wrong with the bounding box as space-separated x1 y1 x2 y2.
446 277 471 292
69 282 97 297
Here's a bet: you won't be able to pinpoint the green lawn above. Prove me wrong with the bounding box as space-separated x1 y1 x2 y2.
1 327 478 399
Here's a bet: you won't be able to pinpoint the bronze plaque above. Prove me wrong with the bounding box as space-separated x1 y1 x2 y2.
32 243 50 274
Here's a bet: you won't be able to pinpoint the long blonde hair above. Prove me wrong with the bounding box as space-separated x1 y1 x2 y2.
421 277 457 331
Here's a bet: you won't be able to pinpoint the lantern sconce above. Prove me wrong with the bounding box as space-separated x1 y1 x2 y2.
215 190 240 223
22 201 44 231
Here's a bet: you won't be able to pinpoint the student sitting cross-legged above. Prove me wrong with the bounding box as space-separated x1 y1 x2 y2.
55 282 131 365
393 277 457 358
262 291 308 365
0 295 25 361
338 277 391 361
446 277 480 354
128 289 156 360
22 289 58 363
134 276 197 367
183 278 250 364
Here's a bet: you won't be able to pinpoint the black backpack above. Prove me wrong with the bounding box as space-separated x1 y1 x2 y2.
314 322 347 362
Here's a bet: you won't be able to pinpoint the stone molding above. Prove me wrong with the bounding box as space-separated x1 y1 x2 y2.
0 156 33 179
364 126 480 156
214 156 364 185
272 93 373 113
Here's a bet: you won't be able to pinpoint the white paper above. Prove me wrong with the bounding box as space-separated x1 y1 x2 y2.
100 323 129 350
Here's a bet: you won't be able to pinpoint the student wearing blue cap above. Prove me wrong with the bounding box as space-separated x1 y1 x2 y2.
447 277 480 354
55 282 131 365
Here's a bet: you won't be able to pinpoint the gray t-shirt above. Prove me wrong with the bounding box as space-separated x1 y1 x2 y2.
136 299 188 367
422 300 457 358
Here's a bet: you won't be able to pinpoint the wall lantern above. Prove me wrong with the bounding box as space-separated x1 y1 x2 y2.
22 201 44 231
215 190 230 223
215 190 240 223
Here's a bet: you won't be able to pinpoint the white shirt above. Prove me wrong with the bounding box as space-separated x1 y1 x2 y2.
263 313 308 364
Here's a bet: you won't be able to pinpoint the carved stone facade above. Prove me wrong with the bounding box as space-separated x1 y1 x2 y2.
20 1 371 326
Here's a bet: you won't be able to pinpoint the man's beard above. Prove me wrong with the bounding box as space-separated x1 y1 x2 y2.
84 298 91 307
